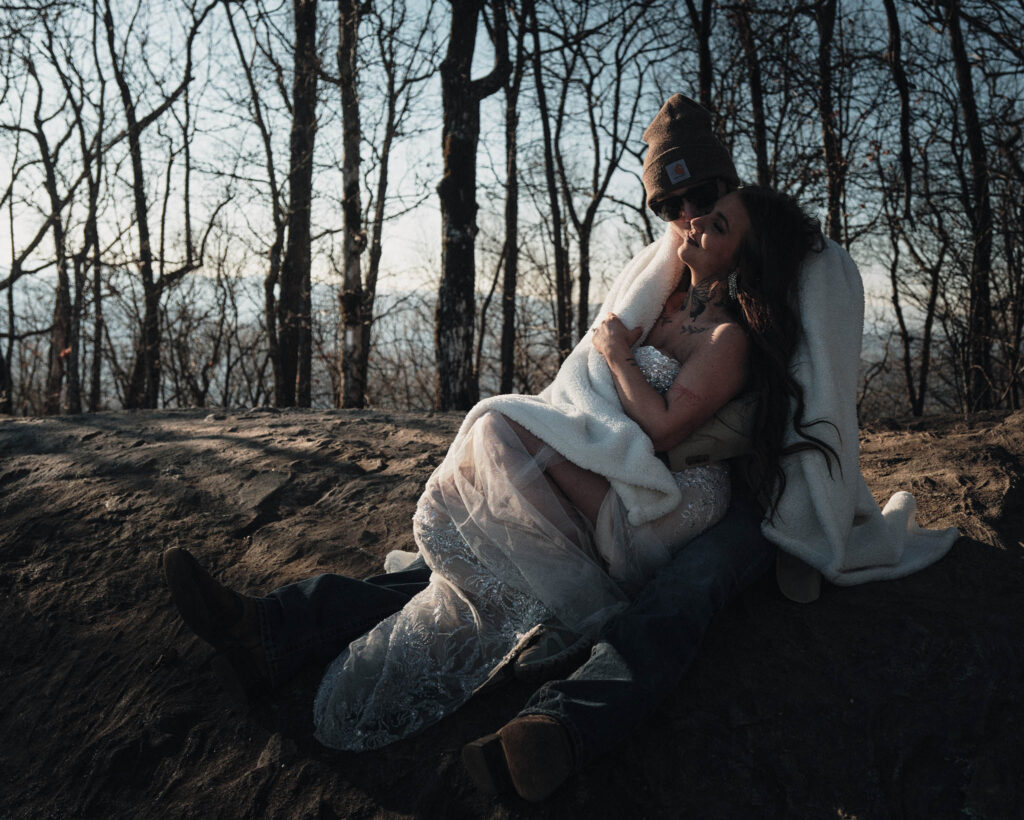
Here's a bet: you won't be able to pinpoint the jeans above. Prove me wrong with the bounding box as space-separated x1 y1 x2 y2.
519 492 774 768
257 566 431 687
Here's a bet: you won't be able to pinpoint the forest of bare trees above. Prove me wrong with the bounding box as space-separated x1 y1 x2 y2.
2 0 1022 418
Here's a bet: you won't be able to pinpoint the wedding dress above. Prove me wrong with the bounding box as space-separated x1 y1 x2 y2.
313 346 731 751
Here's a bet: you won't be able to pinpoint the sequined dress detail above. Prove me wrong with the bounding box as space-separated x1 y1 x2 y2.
313 345 730 750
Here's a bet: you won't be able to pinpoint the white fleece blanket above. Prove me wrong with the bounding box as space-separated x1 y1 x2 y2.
454 225 687 527
762 239 959 583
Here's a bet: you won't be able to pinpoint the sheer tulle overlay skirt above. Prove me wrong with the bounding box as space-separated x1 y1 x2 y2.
313 412 730 751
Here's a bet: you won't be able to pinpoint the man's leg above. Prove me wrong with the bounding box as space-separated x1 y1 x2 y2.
259 566 431 686
463 493 774 800
164 548 431 693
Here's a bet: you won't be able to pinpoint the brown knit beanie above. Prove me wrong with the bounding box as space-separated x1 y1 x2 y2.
642 94 739 208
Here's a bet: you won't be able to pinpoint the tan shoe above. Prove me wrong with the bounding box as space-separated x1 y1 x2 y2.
162 547 270 700
462 714 575 802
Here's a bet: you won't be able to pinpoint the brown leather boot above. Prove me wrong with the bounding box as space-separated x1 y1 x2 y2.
462 714 575 802
162 547 271 700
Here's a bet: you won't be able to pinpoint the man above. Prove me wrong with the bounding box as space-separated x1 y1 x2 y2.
458 94 778 801
164 94 775 800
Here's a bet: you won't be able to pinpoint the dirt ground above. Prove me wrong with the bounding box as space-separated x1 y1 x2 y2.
1 407 1022 819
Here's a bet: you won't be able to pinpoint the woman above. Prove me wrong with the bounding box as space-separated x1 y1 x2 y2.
311 185 831 751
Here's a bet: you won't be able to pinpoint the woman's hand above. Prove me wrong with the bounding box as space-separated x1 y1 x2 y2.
592 312 643 361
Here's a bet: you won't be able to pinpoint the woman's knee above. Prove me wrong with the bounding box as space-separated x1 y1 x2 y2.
478 412 545 457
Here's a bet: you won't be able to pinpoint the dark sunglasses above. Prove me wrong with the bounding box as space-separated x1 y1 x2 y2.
651 179 721 222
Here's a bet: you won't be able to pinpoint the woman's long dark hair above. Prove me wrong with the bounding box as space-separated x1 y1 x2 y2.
731 186 837 517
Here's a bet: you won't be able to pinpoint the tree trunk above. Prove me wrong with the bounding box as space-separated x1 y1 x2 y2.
434 0 508 410
88 230 103 411
27 60 72 416
2 283 13 413
42 195 71 417
105 0 207 409
436 16 483 410
882 0 913 221
66 255 85 414
0 345 10 414
361 86 398 405
813 0 843 244
126 282 161 408
944 0 994 410
68 95 102 415
104 0 159 408
225 1 285 409
731 0 770 186
684 0 714 109
277 0 319 407
338 0 367 408
576 229 592 341
500 24 525 395
526 0 571 361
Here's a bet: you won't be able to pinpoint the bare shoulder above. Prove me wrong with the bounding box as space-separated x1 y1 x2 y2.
705 320 749 357
667 318 749 430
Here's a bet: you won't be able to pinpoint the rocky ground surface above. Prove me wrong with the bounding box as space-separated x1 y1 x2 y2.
1 407 1022 819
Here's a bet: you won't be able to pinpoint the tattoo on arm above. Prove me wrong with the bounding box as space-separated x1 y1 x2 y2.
666 383 704 404
679 325 710 336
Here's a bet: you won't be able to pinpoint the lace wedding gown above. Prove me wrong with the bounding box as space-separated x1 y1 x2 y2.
313 346 731 751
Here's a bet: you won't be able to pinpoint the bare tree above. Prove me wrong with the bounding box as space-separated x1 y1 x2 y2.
222 0 290 410
881 0 913 220
102 0 219 408
434 0 509 410
66 4 109 413
499 0 527 394
23 55 75 416
811 0 842 243
879 153 948 417
683 0 714 108
728 0 770 186
336 0 365 408
941 0 994 411
992 125 1024 408
1 4 109 414
336 0 438 408
550 0 649 340
276 0 320 407
524 0 571 360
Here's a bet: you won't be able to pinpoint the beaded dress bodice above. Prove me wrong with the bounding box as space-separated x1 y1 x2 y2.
632 345 681 394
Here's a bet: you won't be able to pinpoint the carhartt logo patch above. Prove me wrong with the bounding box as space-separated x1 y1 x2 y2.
666 158 691 184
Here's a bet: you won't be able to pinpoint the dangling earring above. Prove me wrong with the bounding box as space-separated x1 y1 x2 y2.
727 269 739 302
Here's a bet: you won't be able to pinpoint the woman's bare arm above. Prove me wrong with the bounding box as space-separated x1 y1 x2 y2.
594 313 748 452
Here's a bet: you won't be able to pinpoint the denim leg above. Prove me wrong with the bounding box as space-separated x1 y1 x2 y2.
520 495 774 768
258 567 431 687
